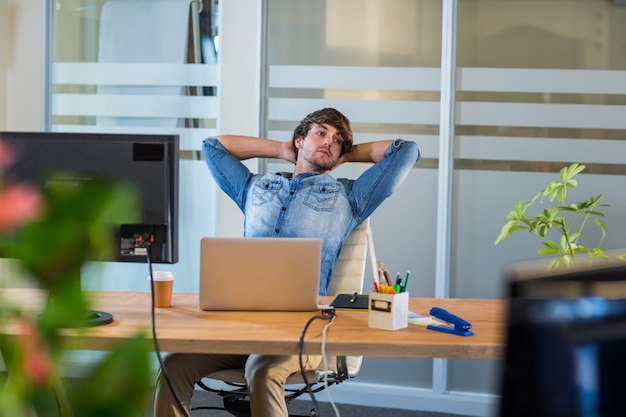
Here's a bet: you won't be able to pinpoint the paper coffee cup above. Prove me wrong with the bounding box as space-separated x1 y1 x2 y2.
149 271 175 308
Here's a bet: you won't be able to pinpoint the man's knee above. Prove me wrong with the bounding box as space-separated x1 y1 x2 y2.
244 358 270 385
245 355 298 387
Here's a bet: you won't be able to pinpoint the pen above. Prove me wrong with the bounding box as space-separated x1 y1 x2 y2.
349 292 358 303
403 270 411 292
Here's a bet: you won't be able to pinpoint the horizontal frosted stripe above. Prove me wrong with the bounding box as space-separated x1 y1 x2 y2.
459 68 626 95
269 65 440 91
269 65 626 95
268 98 439 125
458 136 626 165
458 102 626 129
50 125 216 150
53 63 219 86
52 94 218 118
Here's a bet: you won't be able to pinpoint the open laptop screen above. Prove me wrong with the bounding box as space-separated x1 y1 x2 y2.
499 255 626 417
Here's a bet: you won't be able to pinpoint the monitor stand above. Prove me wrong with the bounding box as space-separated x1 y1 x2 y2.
39 268 114 328
39 303 114 328
77 309 114 327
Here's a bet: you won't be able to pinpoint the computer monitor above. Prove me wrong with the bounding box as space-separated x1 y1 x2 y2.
0 131 179 264
0 131 179 326
499 254 626 417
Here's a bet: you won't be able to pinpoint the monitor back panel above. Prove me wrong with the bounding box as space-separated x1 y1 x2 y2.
499 256 626 417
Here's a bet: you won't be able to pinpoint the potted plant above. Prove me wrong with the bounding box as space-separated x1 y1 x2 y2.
0 139 153 417
495 163 625 269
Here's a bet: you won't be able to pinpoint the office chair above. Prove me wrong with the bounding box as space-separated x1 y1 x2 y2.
192 218 370 417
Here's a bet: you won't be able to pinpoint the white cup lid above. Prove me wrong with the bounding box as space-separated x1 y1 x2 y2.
149 271 175 281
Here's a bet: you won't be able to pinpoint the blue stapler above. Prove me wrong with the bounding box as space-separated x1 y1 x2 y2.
426 307 474 337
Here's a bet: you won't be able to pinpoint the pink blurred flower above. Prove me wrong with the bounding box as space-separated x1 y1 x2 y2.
14 317 54 387
0 184 43 233
0 139 16 167
0 138 43 231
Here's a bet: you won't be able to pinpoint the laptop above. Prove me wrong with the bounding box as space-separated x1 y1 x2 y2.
198 237 322 311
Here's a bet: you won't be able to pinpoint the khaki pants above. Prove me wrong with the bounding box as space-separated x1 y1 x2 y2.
153 353 322 417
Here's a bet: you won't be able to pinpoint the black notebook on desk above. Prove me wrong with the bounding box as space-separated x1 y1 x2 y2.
331 293 369 310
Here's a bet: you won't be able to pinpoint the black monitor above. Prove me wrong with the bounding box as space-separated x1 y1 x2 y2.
499 254 626 417
0 131 179 264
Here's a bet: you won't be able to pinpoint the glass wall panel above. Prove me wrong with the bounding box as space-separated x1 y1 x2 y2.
48 0 221 293
266 0 442 389
450 0 626 394
51 0 219 150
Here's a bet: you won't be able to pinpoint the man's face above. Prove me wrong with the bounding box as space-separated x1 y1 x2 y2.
295 123 343 173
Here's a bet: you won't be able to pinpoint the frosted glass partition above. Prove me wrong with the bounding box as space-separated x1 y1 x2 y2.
50 0 219 151
51 62 219 150
450 0 626 398
456 68 626 165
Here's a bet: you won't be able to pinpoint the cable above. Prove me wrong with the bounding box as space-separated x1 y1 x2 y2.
298 310 336 417
145 242 191 417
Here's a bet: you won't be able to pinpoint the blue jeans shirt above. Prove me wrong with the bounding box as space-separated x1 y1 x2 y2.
203 137 420 295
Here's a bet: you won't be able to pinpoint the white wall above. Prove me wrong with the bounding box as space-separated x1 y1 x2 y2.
3 0 43 131
0 0 7 129
214 0 262 237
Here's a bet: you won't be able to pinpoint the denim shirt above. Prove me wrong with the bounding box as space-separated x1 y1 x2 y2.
203 137 420 295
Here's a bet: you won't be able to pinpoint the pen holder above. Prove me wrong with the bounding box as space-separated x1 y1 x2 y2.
368 291 409 331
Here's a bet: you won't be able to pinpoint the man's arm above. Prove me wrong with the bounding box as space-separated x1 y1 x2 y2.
337 140 394 165
345 139 419 221
214 135 296 163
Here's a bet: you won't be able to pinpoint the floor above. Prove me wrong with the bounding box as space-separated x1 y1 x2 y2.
143 388 467 417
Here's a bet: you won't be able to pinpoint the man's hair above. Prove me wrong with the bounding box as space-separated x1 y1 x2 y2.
291 108 353 159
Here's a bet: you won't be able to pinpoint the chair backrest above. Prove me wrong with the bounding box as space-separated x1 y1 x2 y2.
327 218 370 296
319 218 370 380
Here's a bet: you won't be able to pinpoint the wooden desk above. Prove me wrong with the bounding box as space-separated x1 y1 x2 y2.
1 289 506 360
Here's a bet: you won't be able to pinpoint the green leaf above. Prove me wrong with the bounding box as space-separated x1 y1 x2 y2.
569 232 581 242
590 248 609 261
69 336 152 417
495 220 521 244
564 178 578 189
556 186 568 202
567 162 586 178
538 240 559 256
5 179 138 289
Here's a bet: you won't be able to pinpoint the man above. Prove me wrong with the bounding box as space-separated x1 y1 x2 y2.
154 108 419 417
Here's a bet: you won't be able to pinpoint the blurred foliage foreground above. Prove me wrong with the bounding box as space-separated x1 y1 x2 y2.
0 144 153 417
